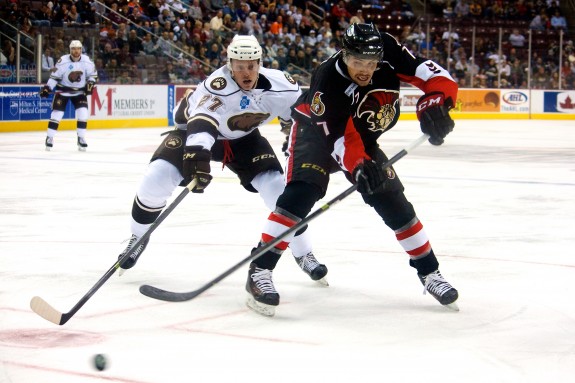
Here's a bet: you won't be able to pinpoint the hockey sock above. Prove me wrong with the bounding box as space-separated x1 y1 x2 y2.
395 217 438 274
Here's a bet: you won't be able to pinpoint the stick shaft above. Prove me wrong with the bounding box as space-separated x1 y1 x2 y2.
30 180 197 325
140 134 429 302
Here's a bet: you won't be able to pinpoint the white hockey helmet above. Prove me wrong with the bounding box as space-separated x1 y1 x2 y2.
69 40 82 53
226 35 262 70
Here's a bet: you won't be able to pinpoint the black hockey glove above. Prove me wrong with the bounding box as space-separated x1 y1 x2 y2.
416 92 455 146
182 145 212 193
39 85 51 98
353 159 387 195
84 82 96 96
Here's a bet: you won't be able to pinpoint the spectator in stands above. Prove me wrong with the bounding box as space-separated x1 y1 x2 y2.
532 66 550 88
349 9 365 25
305 30 318 47
210 10 224 34
142 33 158 55
270 15 283 36
530 11 549 30
158 7 176 26
211 0 225 11
245 12 264 40
469 0 482 18
52 38 66 59
65 4 81 25
550 10 567 31
189 0 204 21
498 58 511 81
33 4 53 26
126 30 143 55
77 0 96 24
454 0 470 19
508 28 526 48
397 0 415 19
95 57 109 83
41 46 55 82
331 1 352 20
509 58 526 88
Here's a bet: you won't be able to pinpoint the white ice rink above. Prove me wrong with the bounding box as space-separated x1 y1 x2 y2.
1 119 574 383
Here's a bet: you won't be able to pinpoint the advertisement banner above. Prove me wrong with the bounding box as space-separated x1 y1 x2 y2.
0 85 76 121
89 85 168 119
500 90 530 113
399 88 424 112
454 89 501 112
543 91 575 113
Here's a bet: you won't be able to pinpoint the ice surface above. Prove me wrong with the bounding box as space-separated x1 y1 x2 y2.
1 119 574 382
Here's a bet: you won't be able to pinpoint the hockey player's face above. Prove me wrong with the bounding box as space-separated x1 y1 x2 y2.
230 59 259 90
70 47 82 60
345 56 379 86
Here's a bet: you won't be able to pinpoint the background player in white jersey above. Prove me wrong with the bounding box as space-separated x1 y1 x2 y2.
118 35 328 285
39 40 97 151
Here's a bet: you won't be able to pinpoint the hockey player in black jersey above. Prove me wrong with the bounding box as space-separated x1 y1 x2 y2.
245 23 459 316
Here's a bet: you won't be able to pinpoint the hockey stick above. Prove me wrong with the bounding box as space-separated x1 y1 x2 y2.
30 179 198 325
140 134 430 302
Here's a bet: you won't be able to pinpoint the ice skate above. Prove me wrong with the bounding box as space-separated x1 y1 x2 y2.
246 262 279 316
77 136 88 151
45 137 53 151
295 252 329 286
418 270 459 311
118 234 149 276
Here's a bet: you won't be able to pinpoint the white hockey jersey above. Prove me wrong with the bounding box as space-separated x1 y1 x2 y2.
47 54 98 96
180 66 301 148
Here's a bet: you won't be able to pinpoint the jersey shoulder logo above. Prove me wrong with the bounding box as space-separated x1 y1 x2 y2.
164 135 183 149
68 71 84 83
210 77 227 90
284 72 296 84
310 91 325 116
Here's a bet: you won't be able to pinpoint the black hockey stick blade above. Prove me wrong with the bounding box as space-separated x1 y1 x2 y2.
30 179 198 325
139 134 429 302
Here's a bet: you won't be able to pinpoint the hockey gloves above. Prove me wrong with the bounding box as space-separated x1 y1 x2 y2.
353 159 387 195
39 85 51 98
416 92 455 146
183 146 213 193
85 82 96 96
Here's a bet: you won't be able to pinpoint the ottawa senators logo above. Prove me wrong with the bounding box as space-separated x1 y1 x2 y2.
68 71 84 83
356 90 399 133
164 135 183 149
310 91 325 116
227 112 270 132
210 77 227 90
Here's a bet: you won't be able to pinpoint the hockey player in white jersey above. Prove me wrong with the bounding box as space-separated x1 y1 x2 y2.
118 35 328 292
39 40 97 151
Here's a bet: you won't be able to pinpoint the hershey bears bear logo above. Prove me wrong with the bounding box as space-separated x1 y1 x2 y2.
227 112 270 132
210 77 227 90
68 71 84 83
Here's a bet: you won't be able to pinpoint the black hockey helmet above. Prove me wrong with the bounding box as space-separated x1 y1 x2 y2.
342 23 384 60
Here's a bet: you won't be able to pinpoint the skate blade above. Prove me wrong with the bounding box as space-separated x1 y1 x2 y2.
78 147 86 152
118 267 127 277
315 277 329 286
45 147 51 152
444 301 460 311
246 294 276 317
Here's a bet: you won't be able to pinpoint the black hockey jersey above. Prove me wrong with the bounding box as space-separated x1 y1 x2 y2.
292 32 457 172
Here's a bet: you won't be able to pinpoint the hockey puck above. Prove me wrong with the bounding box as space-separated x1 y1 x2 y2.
93 354 107 371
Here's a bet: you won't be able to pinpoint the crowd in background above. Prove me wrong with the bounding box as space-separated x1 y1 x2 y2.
0 0 574 89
